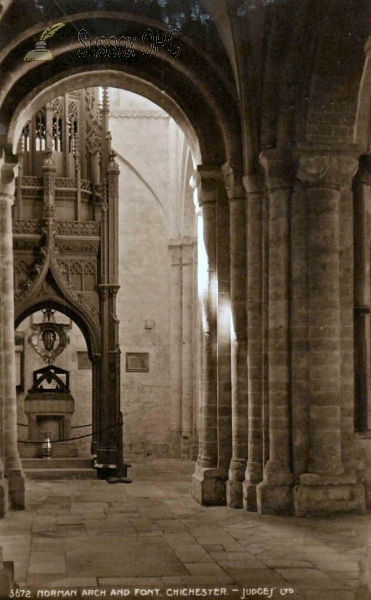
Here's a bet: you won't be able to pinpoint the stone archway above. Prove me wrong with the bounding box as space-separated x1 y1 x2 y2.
0 0 247 515
15 298 99 458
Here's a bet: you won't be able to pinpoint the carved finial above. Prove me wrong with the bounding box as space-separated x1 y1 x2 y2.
107 150 119 173
73 132 79 155
102 87 109 112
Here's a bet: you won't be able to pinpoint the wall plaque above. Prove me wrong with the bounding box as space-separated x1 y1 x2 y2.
126 352 149 372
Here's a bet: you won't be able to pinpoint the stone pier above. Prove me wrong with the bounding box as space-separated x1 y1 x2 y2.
222 162 248 509
192 166 229 505
293 148 365 517
243 173 265 512
256 151 294 515
0 152 25 513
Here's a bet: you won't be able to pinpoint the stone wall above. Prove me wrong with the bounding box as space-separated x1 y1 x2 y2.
110 90 197 458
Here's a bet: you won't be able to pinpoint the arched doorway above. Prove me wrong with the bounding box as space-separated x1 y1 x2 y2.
11 83 205 477
0 1 244 510
15 307 94 463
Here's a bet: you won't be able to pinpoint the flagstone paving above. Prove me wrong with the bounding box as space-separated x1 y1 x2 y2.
0 459 369 600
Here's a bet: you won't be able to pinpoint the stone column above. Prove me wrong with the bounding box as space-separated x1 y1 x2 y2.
256 150 294 515
222 163 248 508
192 239 200 458
216 180 232 478
243 173 265 511
294 149 365 517
74 143 82 221
181 239 195 457
63 94 69 177
0 270 8 517
192 166 227 505
353 154 371 432
0 154 25 511
14 136 23 220
169 240 182 449
90 355 101 456
96 155 127 477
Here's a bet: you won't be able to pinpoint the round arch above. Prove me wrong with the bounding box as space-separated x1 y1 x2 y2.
9 69 201 162
0 6 243 169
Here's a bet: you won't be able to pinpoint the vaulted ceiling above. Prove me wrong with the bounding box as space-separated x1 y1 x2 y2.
0 0 370 172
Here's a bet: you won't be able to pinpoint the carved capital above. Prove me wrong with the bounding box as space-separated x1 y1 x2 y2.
194 165 222 207
221 161 245 200
99 284 121 298
296 150 359 189
0 150 18 199
99 287 108 301
259 149 295 192
243 171 265 196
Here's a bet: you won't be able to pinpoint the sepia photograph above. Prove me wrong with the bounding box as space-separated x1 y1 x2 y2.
0 0 370 598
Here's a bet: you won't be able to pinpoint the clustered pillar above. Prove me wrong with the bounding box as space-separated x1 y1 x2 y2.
192 148 366 517
0 152 25 515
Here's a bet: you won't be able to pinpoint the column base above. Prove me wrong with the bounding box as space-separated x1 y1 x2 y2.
257 481 294 515
294 472 366 517
226 479 243 508
256 462 294 515
192 463 227 506
0 560 15 599
243 481 258 512
357 545 371 600
6 469 25 510
226 462 246 508
0 479 8 517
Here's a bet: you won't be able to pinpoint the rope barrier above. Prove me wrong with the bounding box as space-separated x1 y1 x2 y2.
18 422 118 444
18 422 92 429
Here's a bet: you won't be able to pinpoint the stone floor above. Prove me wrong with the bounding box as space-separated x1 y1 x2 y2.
0 459 369 600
